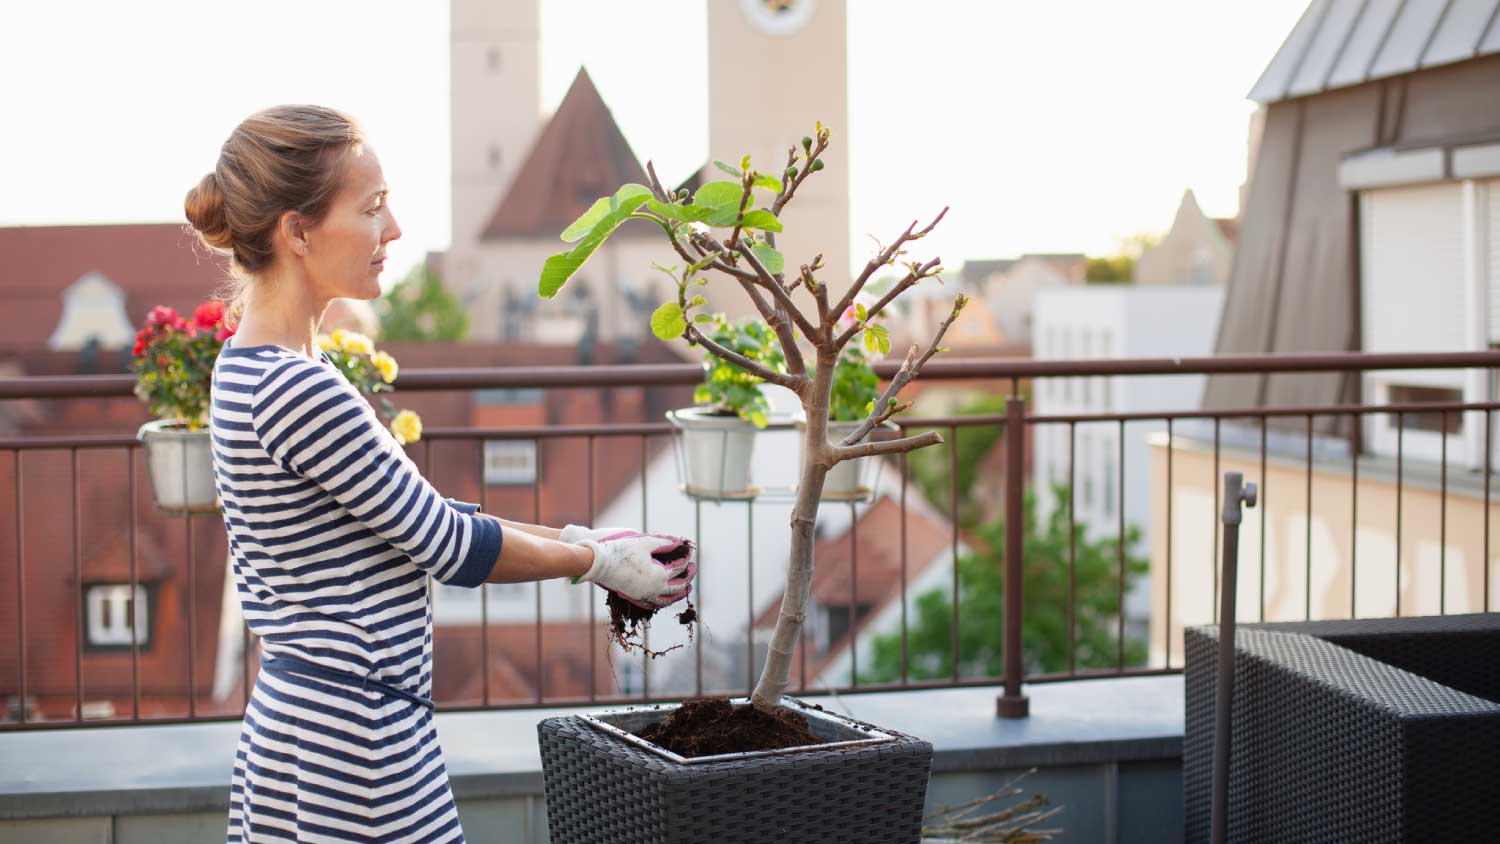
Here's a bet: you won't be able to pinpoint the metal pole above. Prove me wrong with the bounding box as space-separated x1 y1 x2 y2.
1212 471 1257 844
997 396 1029 718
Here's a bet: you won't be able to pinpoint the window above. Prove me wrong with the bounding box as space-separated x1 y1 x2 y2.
86 584 148 647
1358 180 1482 466
1103 446 1116 519
1080 330 1093 406
618 658 643 695
1062 328 1073 403
484 440 538 485
1386 385 1464 434
1081 433 1094 511
476 388 544 405
1101 330 1114 411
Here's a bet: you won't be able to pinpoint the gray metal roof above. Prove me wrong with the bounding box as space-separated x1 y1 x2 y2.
1250 0 1500 103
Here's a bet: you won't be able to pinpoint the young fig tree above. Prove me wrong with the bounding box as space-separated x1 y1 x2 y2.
540 125 966 712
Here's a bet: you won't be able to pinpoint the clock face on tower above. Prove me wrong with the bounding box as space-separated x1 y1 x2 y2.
739 0 817 37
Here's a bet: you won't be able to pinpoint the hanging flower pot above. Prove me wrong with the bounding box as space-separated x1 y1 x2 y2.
137 418 219 515
665 314 788 501
668 406 761 498
130 302 234 517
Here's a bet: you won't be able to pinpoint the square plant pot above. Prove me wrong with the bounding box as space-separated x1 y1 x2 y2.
537 696 934 843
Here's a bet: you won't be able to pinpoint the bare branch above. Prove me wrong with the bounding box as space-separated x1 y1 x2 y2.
771 130 830 216
831 206 948 325
832 429 943 463
644 160 672 202
683 321 802 390
801 255 831 326
837 294 967 448
833 255 943 350
688 236 808 377
735 242 820 340
725 174 754 252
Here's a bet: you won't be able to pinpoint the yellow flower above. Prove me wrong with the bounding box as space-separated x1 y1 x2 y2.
370 350 398 384
390 409 422 445
329 328 348 349
339 330 375 356
315 333 337 352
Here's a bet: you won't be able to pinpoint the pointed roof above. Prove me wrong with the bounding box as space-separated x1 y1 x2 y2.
479 67 655 241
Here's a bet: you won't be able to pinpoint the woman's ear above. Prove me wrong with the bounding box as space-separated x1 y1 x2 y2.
278 210 311 257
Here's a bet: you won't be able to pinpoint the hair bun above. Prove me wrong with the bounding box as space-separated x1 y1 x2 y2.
184 171 233 251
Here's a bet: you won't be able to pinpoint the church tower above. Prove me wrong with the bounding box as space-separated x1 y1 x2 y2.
707 0 851 292
449 0 542 249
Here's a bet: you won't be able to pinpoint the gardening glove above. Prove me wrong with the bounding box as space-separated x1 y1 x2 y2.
572 530 697 610
558 523 636 545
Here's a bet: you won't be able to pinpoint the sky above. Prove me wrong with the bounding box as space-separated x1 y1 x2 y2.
1 0 1311 287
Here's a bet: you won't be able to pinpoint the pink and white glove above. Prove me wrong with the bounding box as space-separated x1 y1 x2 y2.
558 524 635 545
572 530 696 610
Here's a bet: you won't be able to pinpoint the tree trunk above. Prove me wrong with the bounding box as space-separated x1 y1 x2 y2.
750 358 835 712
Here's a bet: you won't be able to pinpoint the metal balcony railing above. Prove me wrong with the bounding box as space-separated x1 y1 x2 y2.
2 350 1497 728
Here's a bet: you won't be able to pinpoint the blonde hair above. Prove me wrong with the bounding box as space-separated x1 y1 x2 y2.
184 104 366 328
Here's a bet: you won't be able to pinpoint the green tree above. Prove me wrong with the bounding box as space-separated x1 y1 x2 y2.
906 391 1011 529
1084 232 1161 284
1084 254 1135 283
866 486 1147 681
374 264 470 342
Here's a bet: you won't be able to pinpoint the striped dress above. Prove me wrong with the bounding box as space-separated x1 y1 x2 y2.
210 337 503 843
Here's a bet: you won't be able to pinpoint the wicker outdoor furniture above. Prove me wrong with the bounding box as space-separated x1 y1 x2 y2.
1185 613 1500 843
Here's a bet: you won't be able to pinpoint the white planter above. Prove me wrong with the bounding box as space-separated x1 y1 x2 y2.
667 407 760 499
799 419 882 501
137 419 220 515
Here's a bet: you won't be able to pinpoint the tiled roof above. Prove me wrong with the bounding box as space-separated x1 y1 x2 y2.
0 223 230 352
753 493 956 631
479 67 657 241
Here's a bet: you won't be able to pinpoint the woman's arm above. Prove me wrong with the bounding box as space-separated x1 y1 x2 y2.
483 514 594 584
487 516 563 542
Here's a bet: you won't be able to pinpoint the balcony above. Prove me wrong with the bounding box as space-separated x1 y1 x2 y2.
2 350 1497 842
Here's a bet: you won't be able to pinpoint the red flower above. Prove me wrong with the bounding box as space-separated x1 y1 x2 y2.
146 305 179 328
194 301 226 330
156 353 170 368
170 316 189 332
214 322 236 343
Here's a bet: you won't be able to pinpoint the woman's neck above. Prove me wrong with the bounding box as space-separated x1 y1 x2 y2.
235 271 331 355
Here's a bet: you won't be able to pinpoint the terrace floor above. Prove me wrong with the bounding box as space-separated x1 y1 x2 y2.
0 675 1183 843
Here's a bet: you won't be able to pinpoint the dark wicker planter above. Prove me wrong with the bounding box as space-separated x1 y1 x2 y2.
537 698 934 844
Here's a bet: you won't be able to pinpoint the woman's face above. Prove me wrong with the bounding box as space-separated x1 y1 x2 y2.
303 143 401 300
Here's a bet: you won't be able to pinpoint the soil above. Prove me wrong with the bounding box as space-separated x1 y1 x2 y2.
634 696 827 758
604 537 698 658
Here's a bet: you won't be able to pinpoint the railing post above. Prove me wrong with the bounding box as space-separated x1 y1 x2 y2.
1212 471 1258 844
997 394 1029 718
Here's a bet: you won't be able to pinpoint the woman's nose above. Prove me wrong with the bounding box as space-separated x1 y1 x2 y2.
383 208 403 243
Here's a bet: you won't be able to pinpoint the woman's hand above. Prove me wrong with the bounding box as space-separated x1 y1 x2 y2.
574 531 696 610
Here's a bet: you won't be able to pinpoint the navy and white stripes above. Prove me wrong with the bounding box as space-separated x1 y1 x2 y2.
211 338 502 843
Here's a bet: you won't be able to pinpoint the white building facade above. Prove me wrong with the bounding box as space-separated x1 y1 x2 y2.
1032 284 1225 566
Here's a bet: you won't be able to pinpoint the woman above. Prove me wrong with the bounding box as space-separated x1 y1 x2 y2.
193 104 696 843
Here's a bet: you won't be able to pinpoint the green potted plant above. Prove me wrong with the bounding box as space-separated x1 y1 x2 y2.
534 127 966 843
132 301 236 514
667 311 788 498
